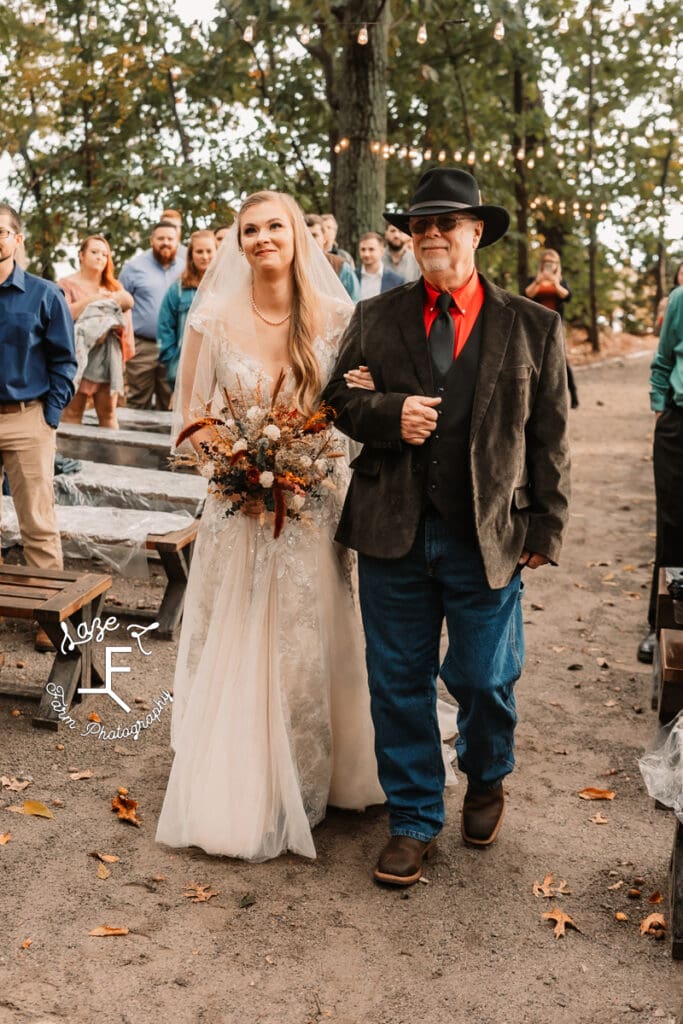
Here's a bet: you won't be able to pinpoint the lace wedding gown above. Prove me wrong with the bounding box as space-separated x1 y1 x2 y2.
155 301 386 861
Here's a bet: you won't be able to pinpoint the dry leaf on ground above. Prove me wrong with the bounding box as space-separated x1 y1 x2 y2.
607 880 624 890
542 907 581 938
640 913 666 937
88 712 101 723
69 769 94 781
615 912 628 922
578 787 616 801
9 800 54 819
0 833 11 845
590 813 609 824
1 776 31 792
20 938 32 949
97 863 111 880
648 891 664 904
88 925 129 937
111 793 141 827
533 874 555 898
183 883 220 903
90 851 120 864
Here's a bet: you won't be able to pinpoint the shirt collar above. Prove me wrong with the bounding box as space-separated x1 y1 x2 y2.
361 266 382 279
424 267 479 314
0 262 26 291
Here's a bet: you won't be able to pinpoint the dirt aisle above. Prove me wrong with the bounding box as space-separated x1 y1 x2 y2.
1 351 682 1024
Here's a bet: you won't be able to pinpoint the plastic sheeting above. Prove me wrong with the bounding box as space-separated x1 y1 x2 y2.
53 460 206 516
639 711 683 823
1 498 195 578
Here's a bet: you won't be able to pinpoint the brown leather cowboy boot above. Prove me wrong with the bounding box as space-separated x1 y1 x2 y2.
461 781 505 846
373 835 437 886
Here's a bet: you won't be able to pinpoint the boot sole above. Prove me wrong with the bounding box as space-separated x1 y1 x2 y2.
373 841 436 886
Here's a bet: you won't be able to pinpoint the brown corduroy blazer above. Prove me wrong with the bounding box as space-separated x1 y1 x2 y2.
323 275 571 590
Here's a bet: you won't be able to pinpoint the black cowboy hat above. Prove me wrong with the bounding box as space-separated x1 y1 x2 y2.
384 168 510 248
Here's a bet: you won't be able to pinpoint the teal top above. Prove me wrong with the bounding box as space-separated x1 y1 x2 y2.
157 281 196 387
650 286 683 411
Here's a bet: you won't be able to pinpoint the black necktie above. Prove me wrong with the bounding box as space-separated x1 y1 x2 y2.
429 292 455 377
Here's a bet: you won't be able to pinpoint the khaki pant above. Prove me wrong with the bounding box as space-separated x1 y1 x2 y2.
125 337 172 410
0 402 62 569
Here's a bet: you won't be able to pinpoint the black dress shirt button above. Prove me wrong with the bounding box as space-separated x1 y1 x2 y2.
434 434 440 440
430 483 437 491
432 459 438 465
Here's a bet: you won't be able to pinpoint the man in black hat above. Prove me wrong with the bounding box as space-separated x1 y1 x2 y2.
325 168 571 885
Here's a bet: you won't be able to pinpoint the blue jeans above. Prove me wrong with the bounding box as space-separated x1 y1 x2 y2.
358 509 524 843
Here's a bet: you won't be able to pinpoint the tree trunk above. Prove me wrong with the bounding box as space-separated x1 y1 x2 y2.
586 0 599 351
333 0 390 258
512 67 528 295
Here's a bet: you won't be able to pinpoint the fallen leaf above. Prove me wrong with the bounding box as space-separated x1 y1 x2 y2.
607 880 624 890
88 712 101 723
533 873 556 898
97 863 111 880
622 564 635 571
602 572 616 582
554 879 572 895
567 663 584 671
542 907 581 938
531 602 544 611
1 776 31 792
0 833 11 845
151 874 167 882
578 788 616 801
10 710 21 717
56 743 65 751
590 813 608 824
20 938 32 949
89 852 121 864
88 925 129 937
627 888 642 899
52 799 64 808
12 800 54 819
111 793 141 827
640 913 666 937
183 883 220 903
648 891 664 904
69 769 94 781
615 911 628 922
239 892 256 909
603 700 617 708
117 787 129 796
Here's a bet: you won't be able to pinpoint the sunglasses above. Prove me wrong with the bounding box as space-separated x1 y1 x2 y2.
409 215 477 235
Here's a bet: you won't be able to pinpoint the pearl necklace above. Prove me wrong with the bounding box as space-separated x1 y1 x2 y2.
251 289 291 327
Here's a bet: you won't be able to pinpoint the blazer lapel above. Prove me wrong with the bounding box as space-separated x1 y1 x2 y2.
469 278 516 442
393 280 433 394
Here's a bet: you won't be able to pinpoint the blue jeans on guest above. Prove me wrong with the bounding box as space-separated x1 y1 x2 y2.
358 508 524 843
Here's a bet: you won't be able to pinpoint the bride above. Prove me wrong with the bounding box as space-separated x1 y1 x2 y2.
155 191 386 861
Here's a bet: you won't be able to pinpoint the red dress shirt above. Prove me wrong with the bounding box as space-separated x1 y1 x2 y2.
422 270 485 361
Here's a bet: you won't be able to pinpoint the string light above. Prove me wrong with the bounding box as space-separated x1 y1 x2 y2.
138 18 148 36
300 25 311 45
243 17 255 43
623 6 635 26
467 150 476 165
87 15 97 30
454 149 463 162
417 23 428 44
357 23 369 45
438 149 447 162
536 145 544 158
493 20 505 40
558 14 569 33
190 23 200 39
515 146 525 160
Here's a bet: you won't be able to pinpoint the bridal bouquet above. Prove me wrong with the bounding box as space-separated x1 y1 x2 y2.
174 371 344 538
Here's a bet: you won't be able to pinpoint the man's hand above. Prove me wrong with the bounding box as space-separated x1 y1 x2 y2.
401 395 441 445
344 365 376 390
518 551 550 570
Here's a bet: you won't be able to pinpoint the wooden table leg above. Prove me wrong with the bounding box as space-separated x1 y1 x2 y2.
156 542 193 639
32 597 104 730
672 819 683 959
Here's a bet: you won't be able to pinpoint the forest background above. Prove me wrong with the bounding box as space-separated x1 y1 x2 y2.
0 0 681 349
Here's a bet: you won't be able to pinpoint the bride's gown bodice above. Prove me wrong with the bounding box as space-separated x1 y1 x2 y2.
156 310 385 862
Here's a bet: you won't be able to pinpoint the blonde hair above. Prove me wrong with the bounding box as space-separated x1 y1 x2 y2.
238 191 322 416
541 248 561 270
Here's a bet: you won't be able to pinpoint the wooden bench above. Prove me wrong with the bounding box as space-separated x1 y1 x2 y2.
0 564 112 730
56 423 173 471
54 459 206 516
2 500 198 640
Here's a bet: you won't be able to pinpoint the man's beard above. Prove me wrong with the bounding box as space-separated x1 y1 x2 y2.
386 239 403 253
421 255 449 273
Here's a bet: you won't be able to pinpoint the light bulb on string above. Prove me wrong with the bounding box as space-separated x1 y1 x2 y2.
357 23 369 45
467 150 476 165
527 157 535 168
558 13 569 33
87 14 97 30
454 149 463 162
515 146 525 161
34 9 46 23
536 145 544 158
190 23 200 39
497 155 505 167
623 6 635 27
300 25 311 45
243 18 256 43
483 150 491 162
493 20 505 40
423 148 432 161
417 23 428 44
138 18 148 36
438 149 447 162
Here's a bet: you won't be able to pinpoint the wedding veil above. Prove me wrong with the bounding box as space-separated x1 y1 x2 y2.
170 201 354 452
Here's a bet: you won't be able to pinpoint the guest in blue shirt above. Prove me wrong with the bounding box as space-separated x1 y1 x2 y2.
119 222 185 409
0 202 77 651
